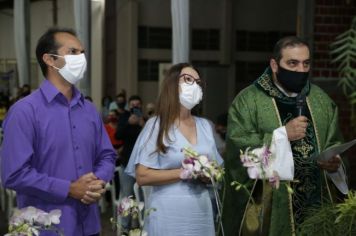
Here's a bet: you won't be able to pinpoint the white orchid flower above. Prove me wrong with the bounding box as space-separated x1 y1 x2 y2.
48 209 61 225
197 155 209 165
36 212 50 226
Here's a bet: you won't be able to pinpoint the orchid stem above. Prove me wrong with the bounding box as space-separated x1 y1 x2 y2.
211 177 225 236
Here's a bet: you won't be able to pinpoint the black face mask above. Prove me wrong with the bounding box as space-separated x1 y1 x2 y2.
131 107 142 117
117 102 126 109
276 66 309 93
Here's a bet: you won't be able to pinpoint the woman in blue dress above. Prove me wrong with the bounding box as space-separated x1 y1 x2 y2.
125 63 223 236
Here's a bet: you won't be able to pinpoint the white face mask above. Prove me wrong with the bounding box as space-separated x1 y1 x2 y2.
51 53 87 84
179 82 203 110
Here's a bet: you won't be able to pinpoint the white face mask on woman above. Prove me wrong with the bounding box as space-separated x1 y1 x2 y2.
51 53 87 84
179 82 203 110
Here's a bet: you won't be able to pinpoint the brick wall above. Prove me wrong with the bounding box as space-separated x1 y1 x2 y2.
313 0 355 78
313 0 356 188
313 0 355 136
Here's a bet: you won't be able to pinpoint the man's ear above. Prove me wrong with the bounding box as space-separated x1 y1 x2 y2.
42 54 55 67
270 58 278 73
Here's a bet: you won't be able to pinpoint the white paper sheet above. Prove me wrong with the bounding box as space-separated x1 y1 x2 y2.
317 139 356 161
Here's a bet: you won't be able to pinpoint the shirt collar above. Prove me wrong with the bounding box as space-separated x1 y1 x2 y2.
40 79 84 106
40 79 60 103
72 86 85 107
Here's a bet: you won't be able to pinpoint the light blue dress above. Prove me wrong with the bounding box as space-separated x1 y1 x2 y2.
125 116 223 236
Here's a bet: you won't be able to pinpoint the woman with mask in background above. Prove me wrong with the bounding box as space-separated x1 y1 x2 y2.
125 63 223 236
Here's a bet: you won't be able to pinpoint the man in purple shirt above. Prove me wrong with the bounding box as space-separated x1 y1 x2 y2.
0 28 116 235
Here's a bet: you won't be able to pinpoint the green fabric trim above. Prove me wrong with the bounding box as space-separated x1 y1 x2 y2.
253 67 310 100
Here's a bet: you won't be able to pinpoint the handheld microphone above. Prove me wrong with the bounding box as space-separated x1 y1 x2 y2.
296 94 306 116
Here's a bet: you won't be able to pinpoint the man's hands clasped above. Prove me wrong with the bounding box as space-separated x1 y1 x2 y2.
69 172 106 205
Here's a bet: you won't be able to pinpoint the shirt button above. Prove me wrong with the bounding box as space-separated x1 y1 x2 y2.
76 146 79 150
73 125 76 129
78 166 82 170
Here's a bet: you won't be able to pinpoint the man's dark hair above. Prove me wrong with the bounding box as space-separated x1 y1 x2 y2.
35 27 76 77
272 36 310 63
128 95 142 102
116 92 126 101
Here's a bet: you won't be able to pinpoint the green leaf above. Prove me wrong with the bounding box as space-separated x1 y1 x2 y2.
331 43 349 54
286 185 294 194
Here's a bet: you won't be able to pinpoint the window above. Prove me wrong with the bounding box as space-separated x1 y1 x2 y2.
192 29 220 50
138 60 169 81
138 26 172 49
236 30 295 52
235 61 269 82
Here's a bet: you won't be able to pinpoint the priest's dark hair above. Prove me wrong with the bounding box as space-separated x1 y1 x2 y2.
272 36 309 63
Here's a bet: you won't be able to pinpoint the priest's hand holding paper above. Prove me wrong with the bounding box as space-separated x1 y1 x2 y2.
317 155 341 173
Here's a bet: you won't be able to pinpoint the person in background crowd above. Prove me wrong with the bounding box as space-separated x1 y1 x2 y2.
104 109 123 150
101 95 112 120
0 101 6 131
115 95 145 190
111 92 131 132
85 95 93 102
109 90 127 112
116 95 145 166
1 27 116 236
144 102 155 120
125 63 223 235
214 112 227 156
21 84 31 97
114 95 145 230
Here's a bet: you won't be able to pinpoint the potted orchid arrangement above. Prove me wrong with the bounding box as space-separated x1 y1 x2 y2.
111 196 155 236
179 147 225 235
6 206 63 236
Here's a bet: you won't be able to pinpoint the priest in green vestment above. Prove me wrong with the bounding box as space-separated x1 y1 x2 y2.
221 36 348 236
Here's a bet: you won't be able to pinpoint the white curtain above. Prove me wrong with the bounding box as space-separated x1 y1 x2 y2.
171 0 190 64
14 0 30 86
74 0 91 96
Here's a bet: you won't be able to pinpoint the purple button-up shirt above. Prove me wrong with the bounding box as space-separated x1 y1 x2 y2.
1 80 116 235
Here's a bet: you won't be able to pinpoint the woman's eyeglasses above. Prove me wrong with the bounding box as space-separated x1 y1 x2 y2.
179 74 203 86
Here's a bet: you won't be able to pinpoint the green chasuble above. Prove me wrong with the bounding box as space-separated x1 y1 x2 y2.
221 67 344 236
